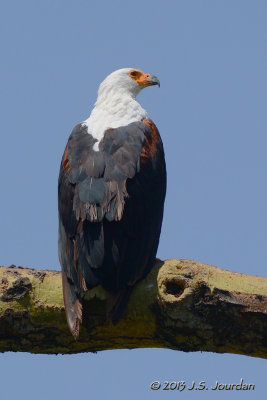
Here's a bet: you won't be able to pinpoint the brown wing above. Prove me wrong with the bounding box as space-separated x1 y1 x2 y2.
58 119 166 336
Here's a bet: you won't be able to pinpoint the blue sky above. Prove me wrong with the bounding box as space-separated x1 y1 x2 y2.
0 0 266 398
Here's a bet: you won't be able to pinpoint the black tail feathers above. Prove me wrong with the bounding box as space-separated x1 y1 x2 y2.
106 287 133 324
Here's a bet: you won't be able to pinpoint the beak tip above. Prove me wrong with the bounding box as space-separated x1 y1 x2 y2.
149 74 160 88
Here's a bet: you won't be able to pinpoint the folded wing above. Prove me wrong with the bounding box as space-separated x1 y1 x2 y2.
58 118 166 337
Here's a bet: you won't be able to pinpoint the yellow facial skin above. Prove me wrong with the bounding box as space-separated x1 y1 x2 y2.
128 69 160 87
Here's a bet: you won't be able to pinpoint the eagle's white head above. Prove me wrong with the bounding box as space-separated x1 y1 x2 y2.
83 68 160 151
97 68 160 100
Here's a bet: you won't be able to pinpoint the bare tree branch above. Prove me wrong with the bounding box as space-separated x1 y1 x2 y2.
0 259 266 358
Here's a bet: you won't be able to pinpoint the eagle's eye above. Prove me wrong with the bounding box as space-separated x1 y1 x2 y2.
128 69 144 82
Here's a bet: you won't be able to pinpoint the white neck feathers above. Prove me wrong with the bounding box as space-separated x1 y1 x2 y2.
82 88 147 151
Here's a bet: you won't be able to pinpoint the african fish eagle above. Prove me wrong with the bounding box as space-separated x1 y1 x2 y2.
58 68 166 338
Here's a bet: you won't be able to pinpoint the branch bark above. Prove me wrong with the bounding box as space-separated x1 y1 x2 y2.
0 259 266 358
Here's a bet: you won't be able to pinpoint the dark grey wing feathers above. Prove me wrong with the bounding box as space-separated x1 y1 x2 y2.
58 119 166 327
